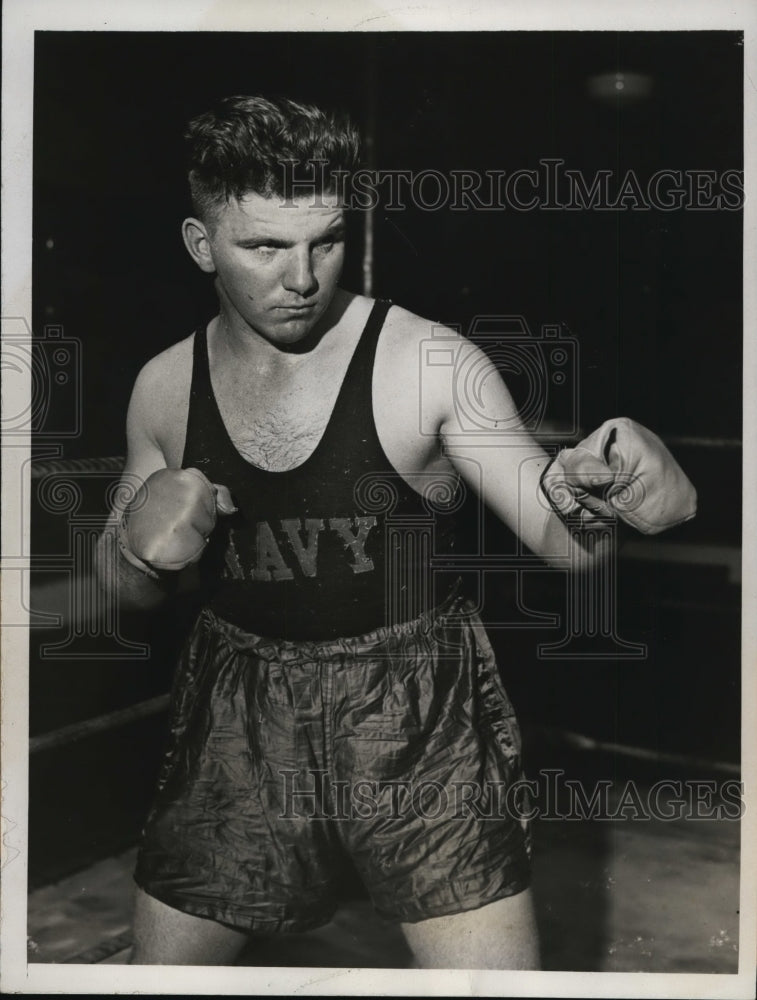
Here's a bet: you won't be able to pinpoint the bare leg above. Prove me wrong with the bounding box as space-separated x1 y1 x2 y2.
130 887 250 965
400 889 540 970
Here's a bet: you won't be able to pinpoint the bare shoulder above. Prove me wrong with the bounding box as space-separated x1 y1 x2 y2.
127 334 195 467
372 303 465 440
383 302 451 352
377 302 520 433
131 334 193 416
344 294 456 357
379 303 465 394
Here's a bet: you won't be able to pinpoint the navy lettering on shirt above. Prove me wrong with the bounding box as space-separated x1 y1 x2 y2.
222 516 378 582
281 518 324 577
253 522 294 582
329 516 376 574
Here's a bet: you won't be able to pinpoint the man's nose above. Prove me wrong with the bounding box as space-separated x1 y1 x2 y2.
282 248 318 297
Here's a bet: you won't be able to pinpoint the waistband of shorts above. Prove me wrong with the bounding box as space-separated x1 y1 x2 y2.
197 578 470 662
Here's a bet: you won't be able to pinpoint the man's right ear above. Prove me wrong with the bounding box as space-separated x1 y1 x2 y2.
182 218 216 273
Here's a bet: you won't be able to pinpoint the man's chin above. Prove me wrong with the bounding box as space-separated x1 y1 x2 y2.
262 311 324 349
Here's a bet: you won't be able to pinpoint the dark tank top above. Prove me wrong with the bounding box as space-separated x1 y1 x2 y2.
182 299 459 640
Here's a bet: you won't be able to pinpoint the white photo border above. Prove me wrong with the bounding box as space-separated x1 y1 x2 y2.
2 1 755 996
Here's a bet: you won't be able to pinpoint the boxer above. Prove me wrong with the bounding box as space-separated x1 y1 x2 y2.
98 95 696 968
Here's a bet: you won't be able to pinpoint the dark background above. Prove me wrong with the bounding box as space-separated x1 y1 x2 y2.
32 31 743 450
30 31 742 884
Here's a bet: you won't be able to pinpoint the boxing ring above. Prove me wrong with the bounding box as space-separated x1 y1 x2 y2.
25 449 741 970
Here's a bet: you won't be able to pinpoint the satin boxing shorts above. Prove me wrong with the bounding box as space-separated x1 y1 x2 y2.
134 591 532 933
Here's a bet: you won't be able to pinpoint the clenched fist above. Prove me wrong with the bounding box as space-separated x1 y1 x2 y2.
120 467 237 573
541 417 697 535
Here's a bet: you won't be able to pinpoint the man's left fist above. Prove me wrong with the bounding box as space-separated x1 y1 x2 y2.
541 417 697 535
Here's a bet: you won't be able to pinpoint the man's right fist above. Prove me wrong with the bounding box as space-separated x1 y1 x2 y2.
120 467 236 573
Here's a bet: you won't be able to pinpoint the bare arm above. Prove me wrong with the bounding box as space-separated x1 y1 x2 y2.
428 333 613 570
94 365 176 611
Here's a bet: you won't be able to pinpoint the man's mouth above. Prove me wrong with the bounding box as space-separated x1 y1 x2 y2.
277 308 316 319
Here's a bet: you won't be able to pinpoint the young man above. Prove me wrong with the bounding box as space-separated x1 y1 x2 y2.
99 95 696 968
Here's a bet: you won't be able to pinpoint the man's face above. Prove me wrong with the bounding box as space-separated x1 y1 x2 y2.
201 191 346 347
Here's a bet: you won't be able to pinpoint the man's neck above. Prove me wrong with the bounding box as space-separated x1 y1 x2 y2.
215 288 353 362
211 289 359 380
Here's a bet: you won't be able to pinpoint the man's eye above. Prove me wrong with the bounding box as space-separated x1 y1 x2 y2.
239 243 279 254
316 236 345 254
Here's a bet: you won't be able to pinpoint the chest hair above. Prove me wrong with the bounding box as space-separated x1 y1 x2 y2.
218 371 344 473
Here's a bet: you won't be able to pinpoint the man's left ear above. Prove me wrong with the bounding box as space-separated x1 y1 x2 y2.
182 217 216 273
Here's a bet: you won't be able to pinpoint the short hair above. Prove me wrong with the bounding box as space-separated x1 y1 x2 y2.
185 95 361 220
